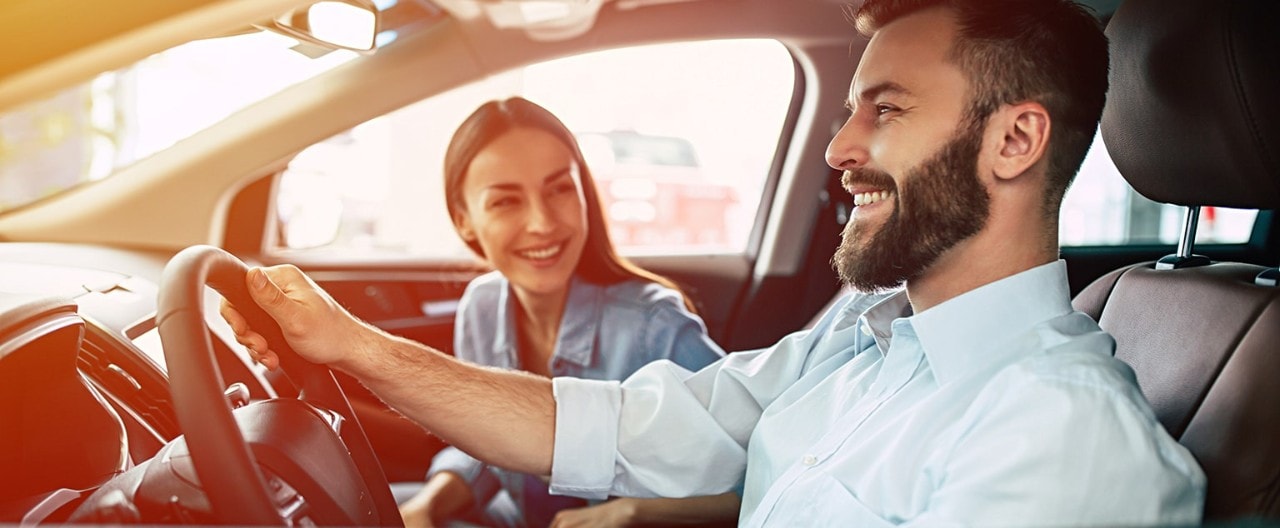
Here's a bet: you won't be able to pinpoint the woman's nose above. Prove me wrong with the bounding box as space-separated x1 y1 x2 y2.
525 197 557 233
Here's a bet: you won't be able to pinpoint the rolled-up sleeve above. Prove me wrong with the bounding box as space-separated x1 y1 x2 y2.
549 378 623 499
549 325 828 500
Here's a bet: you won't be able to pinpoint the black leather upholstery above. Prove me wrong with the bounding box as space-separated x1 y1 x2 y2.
1074 0 1280 520
1102 0 1280 208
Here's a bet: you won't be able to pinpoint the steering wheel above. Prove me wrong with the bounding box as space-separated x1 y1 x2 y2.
155 245 403 526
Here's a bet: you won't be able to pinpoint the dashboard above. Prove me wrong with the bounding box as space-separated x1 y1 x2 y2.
0 243 276 523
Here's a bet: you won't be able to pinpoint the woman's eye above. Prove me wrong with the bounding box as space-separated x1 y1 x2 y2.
488 197 517 209
875 104 897 116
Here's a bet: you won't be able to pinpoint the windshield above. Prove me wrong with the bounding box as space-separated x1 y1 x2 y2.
0 31 359 214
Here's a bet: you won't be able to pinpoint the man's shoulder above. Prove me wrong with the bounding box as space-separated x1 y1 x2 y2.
989 321 1144 409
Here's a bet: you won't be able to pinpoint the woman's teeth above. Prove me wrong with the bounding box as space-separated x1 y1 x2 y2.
853 190 893 207
520 244 562 260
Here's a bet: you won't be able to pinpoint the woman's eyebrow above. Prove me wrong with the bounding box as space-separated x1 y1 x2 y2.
542 166 573 184
479 166 572 192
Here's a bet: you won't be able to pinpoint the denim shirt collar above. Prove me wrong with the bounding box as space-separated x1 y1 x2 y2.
493 275 604 372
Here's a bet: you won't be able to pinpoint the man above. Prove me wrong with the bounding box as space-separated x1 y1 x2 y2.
224 0 1205 524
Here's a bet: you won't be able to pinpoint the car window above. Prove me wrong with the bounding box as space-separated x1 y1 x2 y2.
0 32 361 214
1060 130 1260 246
271 39 796 261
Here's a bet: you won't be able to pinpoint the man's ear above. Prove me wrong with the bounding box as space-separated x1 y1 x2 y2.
989 101 1050 181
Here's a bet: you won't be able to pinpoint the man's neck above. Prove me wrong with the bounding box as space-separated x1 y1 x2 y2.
906 221 1057 313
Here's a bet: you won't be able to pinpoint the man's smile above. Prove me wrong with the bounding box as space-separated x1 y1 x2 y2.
852 189 894 207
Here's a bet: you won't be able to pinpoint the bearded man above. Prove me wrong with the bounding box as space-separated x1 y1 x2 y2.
224 0 1206 524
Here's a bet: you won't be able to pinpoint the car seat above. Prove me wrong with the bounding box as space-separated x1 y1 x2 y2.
1070 0 1280 520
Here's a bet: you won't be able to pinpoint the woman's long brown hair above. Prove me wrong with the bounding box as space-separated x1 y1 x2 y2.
443 97 697 313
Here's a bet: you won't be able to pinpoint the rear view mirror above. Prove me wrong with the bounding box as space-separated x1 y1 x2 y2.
261 0 379 53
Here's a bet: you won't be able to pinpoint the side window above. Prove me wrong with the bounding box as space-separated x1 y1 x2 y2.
271 39 796 260
1060 131 1259 246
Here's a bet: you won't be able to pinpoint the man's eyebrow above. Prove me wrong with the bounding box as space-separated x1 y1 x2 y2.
847 81 913 109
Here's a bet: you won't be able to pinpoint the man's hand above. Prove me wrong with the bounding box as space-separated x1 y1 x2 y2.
550 499 639 528
219 264 370 370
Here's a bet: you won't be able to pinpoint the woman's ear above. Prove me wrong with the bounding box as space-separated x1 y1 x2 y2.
453 210 477 242
990 101 1051 181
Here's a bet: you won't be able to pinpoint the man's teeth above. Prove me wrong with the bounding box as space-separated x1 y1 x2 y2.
520 245 562 260
853 190 893 207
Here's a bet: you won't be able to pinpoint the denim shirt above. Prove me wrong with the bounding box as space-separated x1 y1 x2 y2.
430 271 725 526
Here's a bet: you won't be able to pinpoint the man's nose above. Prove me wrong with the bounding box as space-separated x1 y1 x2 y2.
825 115 870 171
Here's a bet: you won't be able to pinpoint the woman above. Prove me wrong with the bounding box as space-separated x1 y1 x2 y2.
397 97 738 528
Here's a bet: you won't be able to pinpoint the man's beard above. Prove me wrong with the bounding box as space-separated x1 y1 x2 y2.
831 121 990 292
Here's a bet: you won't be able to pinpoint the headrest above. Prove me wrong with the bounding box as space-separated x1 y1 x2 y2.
1101 0 1279 209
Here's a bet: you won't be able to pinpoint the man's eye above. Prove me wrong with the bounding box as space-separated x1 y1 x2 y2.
875 104 897 116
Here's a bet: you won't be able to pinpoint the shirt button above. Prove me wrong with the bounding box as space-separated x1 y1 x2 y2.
860 325 873 337
802 455 817 466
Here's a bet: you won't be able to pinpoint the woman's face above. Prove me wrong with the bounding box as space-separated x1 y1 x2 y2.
455 127 589 298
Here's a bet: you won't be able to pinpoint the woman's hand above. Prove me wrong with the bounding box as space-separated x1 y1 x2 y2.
550 499 639 528
552 493 740 528
398 499 438 528
398 472 475 528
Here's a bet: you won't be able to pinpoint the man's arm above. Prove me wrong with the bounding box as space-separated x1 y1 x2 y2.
220 264 556 476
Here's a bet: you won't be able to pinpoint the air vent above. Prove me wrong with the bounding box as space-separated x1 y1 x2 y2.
77 331 179 441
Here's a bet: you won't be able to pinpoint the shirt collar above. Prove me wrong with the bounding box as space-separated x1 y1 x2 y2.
910 259 1074 386
494 275 603 370
853 291 912 355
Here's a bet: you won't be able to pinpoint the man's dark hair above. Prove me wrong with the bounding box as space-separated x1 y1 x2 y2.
856 0 1109 213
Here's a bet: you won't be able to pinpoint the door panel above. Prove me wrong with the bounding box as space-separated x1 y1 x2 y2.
300 268 479 482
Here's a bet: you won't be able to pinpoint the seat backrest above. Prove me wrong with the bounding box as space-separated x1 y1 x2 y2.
1073 0 1280 520
1074 265 1280 518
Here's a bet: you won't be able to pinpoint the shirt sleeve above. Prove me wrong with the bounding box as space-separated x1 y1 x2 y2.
904 367 1205 526
548 326 826 500
643 298 725 372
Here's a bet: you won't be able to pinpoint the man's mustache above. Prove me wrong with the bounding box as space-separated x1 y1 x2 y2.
841 168 896 191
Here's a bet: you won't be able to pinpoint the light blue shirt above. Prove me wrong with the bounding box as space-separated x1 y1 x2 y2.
431 271 724 525
550 260 1205 526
